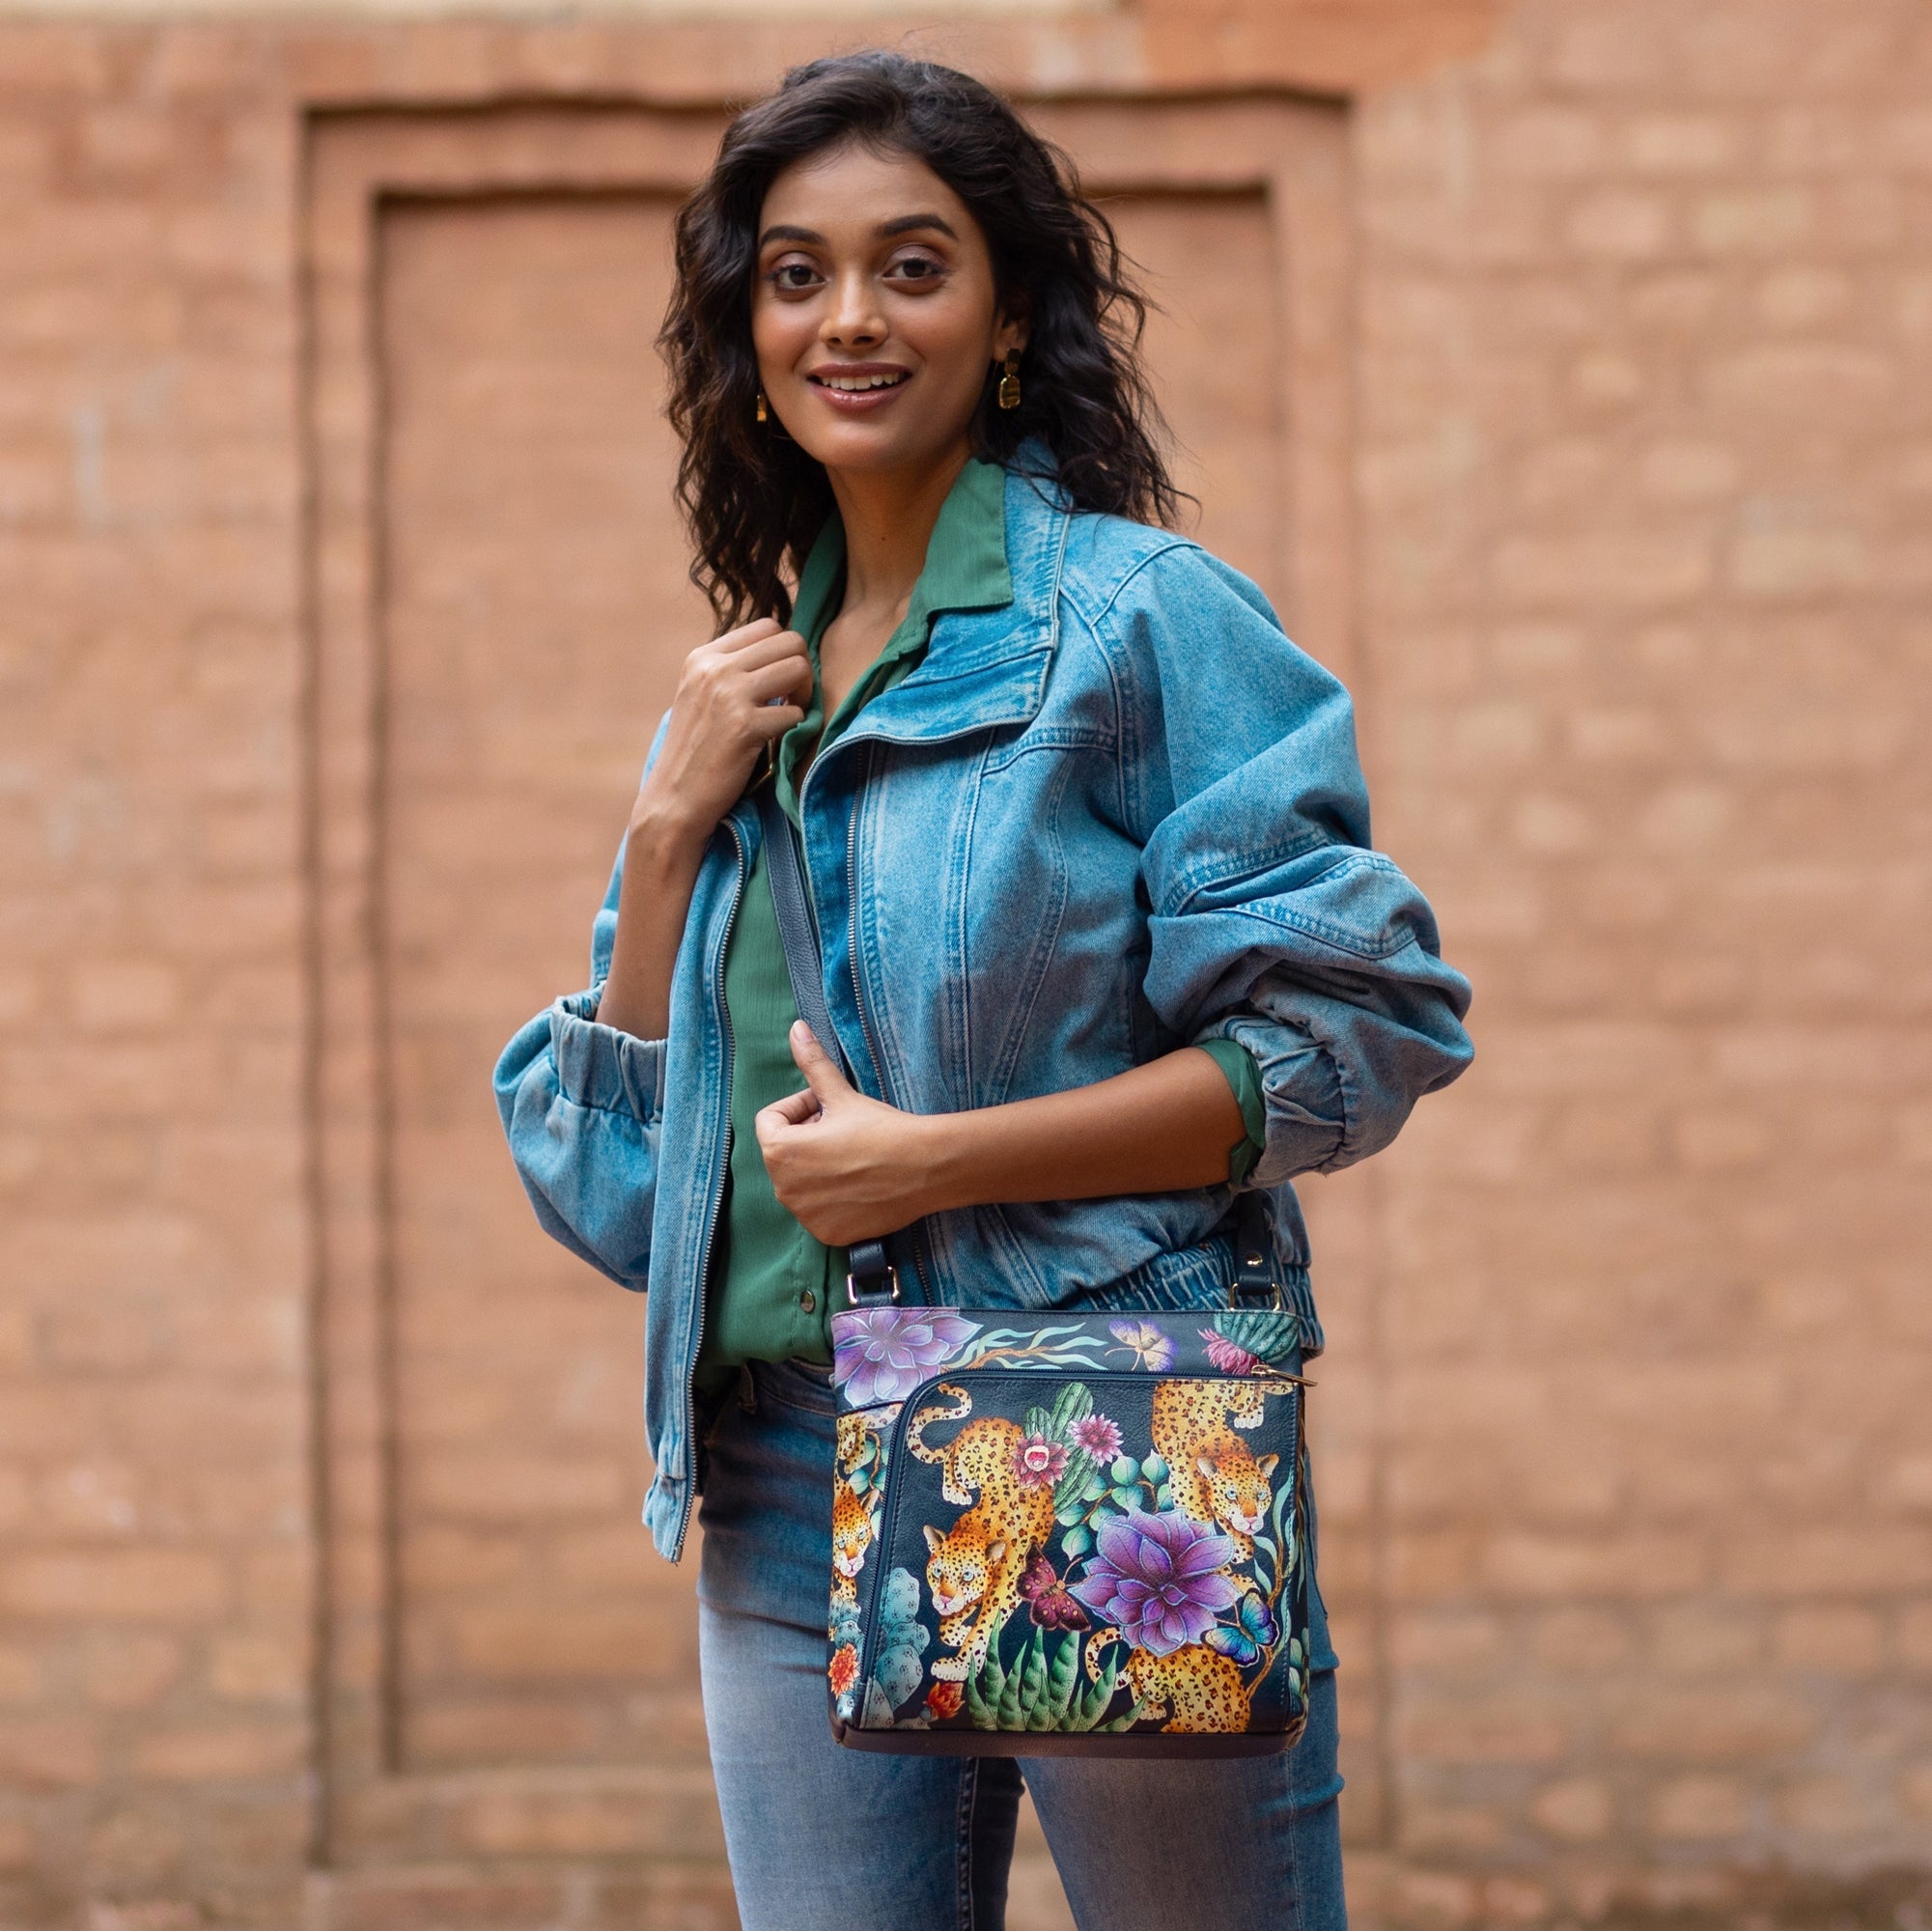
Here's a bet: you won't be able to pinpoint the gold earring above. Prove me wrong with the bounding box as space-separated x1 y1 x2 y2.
996 351 1021 411
755 388 770 423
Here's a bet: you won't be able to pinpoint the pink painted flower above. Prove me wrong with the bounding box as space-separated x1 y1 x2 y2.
1200 1327 1261 1375
1071 1413 1123 1463
1011 1434 1069 1489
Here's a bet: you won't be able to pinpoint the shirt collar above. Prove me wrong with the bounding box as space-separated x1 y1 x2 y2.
789 452 1014 652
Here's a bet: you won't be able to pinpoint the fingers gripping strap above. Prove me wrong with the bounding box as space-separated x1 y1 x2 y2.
750 783 910 1305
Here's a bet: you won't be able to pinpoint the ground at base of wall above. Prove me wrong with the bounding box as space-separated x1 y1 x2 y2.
0 1863 1922 1931
1376 1863 1932 1931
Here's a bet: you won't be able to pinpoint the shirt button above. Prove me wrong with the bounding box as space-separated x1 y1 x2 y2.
799 1290 816 1312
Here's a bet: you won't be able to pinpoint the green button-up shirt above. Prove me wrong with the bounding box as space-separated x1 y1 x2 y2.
695 456 1264 1389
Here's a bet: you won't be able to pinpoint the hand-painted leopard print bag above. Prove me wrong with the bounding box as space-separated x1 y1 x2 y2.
826 1295 1316 1757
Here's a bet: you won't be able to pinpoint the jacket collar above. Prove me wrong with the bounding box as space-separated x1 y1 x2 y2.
833 447 1070 750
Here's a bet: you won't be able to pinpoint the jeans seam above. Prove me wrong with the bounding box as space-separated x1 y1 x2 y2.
1286 1749 1308 1931
958 1756 978 1931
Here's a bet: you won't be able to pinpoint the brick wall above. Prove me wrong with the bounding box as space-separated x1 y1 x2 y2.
1357 1 1932 1918
0 2 1926 1927
0 24 313 1927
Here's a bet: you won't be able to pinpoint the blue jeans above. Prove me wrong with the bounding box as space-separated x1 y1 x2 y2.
695 1357 1348 1931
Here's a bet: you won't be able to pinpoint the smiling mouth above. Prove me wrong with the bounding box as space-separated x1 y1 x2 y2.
810 371 910 392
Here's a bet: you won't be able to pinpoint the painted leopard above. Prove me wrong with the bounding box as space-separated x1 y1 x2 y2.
1152 1378 1283 1561
830 1481 875 1609
828 1404 897 1610
1085 1629 1253 1734
908 1385 1054 1682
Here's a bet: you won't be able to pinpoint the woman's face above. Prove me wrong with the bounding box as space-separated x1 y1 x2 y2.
750 139 1025 479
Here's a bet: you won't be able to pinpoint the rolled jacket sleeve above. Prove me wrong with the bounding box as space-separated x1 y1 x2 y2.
491 719 672 1290
1114 546 1474 1184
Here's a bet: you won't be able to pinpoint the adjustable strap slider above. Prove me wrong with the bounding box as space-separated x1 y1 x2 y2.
1231 1190 1284 1310
845 1236 901 1307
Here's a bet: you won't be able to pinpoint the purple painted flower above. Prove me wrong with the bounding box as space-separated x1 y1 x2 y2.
1200 1327 1261 1375
1011 1434 1069 1489
830 1309 981 1406
1069 1508 1241 1656
1106 1319 1175 1372
1071 1413 1123 1463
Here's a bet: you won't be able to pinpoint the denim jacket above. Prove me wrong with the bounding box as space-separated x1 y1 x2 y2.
495 457 1474 1559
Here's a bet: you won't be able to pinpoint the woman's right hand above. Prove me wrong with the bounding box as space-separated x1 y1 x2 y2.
630 618 814 851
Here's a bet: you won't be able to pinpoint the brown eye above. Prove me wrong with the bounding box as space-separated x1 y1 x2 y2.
768 260 823 293
887 253 946 284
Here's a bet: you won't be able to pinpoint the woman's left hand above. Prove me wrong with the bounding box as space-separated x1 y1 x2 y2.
755 1022 939 1245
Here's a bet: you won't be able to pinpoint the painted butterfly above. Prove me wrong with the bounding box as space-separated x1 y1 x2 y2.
1019 1553 1090 1632
1204 1588 1278 1667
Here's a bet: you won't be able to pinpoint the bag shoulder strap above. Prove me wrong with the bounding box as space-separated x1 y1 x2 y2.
754 780 847 1079
752 781 909 1305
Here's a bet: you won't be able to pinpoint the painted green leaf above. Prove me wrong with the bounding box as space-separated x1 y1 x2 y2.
1047 1630 1080 1720
965 1644 1006 1731
994 1647 1027 1729
1020 1631 1051 1730
1060 1523 1091 1559
1211 1311 1304 1369
1051 1448 1095 1517
1109 1455 1138 1485
1077 1652 1121 1728
1141 1452 1167 1483
1049 1383 1094 1441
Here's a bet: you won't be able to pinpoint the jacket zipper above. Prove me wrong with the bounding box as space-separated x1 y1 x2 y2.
669 813 746 1563
842 744 877 1078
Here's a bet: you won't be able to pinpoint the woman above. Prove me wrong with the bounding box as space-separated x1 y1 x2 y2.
496 50 1471 1931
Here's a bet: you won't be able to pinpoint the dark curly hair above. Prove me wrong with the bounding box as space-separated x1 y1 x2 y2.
658 49 1184 628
